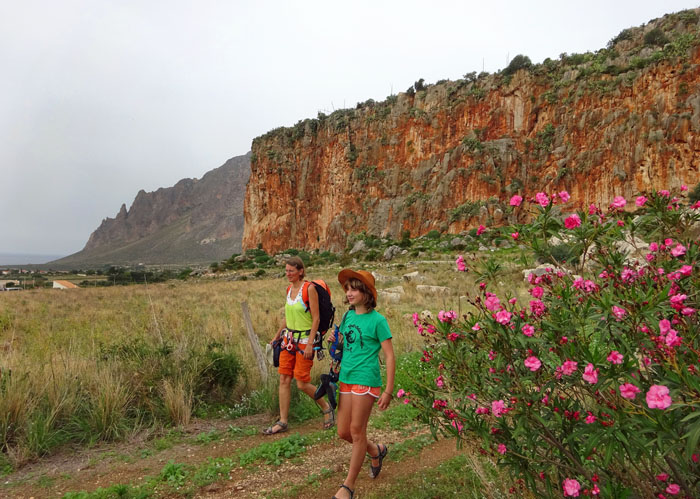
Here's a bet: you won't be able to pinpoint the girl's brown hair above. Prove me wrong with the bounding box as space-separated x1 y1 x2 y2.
285 256 306 279
343 277 377 310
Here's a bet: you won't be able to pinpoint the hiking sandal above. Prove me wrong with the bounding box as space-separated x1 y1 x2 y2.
322 407 335 430
367 443 388 478
262 421 288 435
332 484 354 499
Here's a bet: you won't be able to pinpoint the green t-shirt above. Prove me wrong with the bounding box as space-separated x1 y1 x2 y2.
339 309 392 387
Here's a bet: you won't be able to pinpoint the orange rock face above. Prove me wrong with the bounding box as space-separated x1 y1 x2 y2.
244 40 700 254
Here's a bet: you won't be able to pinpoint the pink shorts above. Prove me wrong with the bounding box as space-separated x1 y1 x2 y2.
339 382 381 398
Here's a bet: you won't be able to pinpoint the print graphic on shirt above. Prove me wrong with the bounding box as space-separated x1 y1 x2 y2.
344 323 364 351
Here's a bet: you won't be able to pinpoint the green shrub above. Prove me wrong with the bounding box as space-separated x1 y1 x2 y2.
408 187 700 497
503 54 532 76
689 182 700 204
644 27 670 47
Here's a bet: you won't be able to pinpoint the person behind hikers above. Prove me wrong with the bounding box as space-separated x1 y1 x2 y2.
329 269 395 499
263 256 334 434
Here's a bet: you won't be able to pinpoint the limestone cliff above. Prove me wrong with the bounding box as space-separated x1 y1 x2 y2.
54 152 251 266
244 10 700 254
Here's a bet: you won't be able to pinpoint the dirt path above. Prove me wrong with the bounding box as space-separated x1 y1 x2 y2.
2 413 467 499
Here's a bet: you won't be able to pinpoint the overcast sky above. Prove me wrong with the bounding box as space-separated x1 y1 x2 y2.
2 0 697 261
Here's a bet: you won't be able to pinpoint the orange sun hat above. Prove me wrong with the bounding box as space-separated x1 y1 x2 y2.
337 269 377 301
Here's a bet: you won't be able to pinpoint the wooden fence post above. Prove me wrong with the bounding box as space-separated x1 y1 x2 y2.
241 301 268 383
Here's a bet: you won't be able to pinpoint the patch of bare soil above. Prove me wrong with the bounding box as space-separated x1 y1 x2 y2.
196 430 461 499
2 415 462 499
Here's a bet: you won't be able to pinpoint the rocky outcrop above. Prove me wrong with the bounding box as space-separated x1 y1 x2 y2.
54 153 251 266
244 10 700 254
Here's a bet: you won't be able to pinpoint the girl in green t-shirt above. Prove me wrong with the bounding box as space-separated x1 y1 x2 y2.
329 269 395 499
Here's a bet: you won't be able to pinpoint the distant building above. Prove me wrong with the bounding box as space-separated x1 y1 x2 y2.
0 280 18 289
53 280 79 290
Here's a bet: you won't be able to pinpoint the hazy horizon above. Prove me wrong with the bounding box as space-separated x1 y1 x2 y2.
0 253 68 266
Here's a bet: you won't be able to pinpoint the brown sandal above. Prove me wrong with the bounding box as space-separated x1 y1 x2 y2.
367 443 388 478
262 421 288 435
332 484 354 498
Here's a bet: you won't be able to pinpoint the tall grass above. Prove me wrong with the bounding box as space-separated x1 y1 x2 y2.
0 255 527 467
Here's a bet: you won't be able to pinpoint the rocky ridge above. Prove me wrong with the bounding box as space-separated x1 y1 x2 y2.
243 9 700 254
53 152 251 266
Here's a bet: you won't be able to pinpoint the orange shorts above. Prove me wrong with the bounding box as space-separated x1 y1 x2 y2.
339 382 381 398
278 344 313 382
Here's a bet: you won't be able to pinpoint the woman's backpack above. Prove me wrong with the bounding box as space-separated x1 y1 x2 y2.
287 280 336 346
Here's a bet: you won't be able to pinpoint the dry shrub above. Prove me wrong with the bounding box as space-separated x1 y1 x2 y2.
160 378 193 427
0 371 37 451
85 368 131 441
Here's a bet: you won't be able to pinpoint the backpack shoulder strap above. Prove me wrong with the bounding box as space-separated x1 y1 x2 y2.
301 281 311 311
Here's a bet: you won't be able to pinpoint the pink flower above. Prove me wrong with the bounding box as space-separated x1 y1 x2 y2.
665 484 680 495
563 478 581 497
592 484 600 495
582 363 599 384
665 329 682 347
521 324 535 337
564 214 581 229
477 225 486 236
472 323 481 331
612 305 626 320
438 310 457 323
585 412 597 424
559 191 570 203
484 295 501 311
635 195 648 207
495 310 512 325
607 351 623 364
670 244 686 257
560 360 578 376
435 375 445 388
524 356 542 371
659 319 671 334
397 389 406 398
617 220 625 227
475 407 489 415
432 399 447 409
497 443 507 454
646 385 672 410
451 419 464 432
619 383 640 400
530 286 544 298
535 192 550 207
681 184 688 191
588 203 597 215
611 196 627 209
412 313 420 326
456 255 467 272
511 232 519 240
492 400 506 417
678 265 692 277
530 299 546 317
656 473 669 482
681 307 696 316
649 242 659 252
509 195 523 206
659 190 670 197
693 200 700 209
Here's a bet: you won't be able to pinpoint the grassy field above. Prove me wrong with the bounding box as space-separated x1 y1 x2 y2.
0 252 528 473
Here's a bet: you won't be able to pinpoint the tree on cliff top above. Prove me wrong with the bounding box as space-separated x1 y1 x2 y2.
503 54 532 76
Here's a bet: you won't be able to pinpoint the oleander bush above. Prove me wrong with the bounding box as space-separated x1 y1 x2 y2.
406 188 700 497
